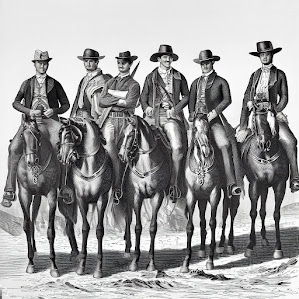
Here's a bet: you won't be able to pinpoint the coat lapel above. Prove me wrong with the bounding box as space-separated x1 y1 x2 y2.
268 66 278 90
205 71 217 90
46 76 55 94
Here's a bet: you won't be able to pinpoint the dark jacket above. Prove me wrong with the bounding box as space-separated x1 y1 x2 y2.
70 70 112 118
188 71 231 123
240 66 288 130
13 75 70 121
140 67 189 122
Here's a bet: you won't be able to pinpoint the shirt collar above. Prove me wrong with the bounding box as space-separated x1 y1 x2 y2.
201 70 214 78
158 67 172 75
118 72 130 79
86 68 102 78
262 64 273 71
36 73 47 79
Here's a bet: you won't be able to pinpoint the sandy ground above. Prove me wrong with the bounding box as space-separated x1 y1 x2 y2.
1 201 299 299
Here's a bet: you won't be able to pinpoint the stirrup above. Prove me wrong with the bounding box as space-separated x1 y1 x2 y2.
3 191 16 201
58 186 74 204
227 184 241 198
113 188 122 205
168 185 181 203
290 177 299 193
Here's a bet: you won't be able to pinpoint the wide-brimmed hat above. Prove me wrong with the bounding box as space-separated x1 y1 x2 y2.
115 51 138 62
32 50 52 62
249 41 282 57
193 50 220 64
150 44 179 62
77 48 105 61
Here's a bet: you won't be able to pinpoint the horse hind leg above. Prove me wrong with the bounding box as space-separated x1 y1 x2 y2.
227 194 240 254
180 189 196 273
93 192 109 279
124 198 133 258
273 182 286 259
147 192 164 271
260 188 269 247
217 190 229 254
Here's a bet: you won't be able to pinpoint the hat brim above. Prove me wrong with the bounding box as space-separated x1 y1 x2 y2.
193 56 220 64
150 52 179 62
32 58 52 62
115 55 138 61
249 47 282 57
77 55 105 61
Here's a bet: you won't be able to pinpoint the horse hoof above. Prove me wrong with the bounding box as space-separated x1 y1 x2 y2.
129 262 138 272
227 246 235 255
146 263 156 271
50 269 60 278
273 250 283 259
124 252 131 258
180 266 189 273
76 266 85 275
244 248 253 258
216 246 224 254
26 264 34 274
198 250 206 258
206 261 214 270
93 270 103 279
261 238 269 247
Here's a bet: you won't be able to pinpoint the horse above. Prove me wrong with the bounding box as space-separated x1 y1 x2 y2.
16 119 62 277
241 101 289 259
118 115 172 271
180 112 240 272
58 116 113 278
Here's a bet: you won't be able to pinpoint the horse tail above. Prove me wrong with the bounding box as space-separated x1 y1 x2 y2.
32 195 42 224
58 196 78 225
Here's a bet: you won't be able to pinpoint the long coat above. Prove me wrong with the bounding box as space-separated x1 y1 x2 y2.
13 75 70 121
240 66 288 130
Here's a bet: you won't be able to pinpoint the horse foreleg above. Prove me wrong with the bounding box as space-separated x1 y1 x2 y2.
129 194 142 272
47 190 59 277
19 188 34 274
207 188 221 270
245 182 259 258
272 182 286 259
198 198 208 258
147 192 164 271
227 194 240 254
32 195 42 253
260 188 269 247
94 192 109 278
217 190 229 254
124 189 134 258
181 189 196 273
77 200 89 275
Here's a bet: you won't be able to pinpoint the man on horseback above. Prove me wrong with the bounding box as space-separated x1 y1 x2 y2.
58 48 112 203
1 50 70 208
236 41 299 193
94 51 140 204
140 44 189 203
188 50 242 198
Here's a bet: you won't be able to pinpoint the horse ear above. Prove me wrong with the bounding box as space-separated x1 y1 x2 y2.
71 124 83 146
59 116 69 126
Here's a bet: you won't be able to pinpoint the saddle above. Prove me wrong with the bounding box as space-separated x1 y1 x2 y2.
150 125 171 152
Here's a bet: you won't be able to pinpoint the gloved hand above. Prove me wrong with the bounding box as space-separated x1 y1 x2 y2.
236 129 250 143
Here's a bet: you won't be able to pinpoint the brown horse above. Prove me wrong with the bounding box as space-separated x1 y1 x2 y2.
241 102 289 259
118 115 171 271
58 116 113 278
16 119 62 277
181 113 240 272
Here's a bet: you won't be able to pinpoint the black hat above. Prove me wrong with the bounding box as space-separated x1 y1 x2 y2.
115 51 138 62
150 45 179 62
77 48 105 61
249 41 282 57
193 50 220 64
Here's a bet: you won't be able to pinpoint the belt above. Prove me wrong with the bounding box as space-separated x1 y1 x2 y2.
108 111 130 118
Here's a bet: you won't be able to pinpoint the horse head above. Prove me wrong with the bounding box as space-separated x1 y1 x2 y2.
193 112 212 158
252 102 278 152
57 117 82 165
118 115 138 163
22 119 42 166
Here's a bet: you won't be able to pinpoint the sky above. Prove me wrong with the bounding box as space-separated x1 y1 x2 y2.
0 0 298 211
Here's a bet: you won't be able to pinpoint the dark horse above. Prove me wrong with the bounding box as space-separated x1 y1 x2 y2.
58 116 113 278
181 113 240 272
17 119 62 277
118 115 171 271
241 102 288 259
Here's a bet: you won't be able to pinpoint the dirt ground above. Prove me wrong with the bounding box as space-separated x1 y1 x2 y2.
0 201 299 299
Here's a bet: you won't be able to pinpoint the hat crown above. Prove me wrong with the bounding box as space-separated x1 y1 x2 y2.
33 50 50 61
256 41 274 52
82 48 99 59
198 49 213 61
157 44 174 55
117 51 132 59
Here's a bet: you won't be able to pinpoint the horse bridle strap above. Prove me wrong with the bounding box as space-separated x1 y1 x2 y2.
72 150 109 181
